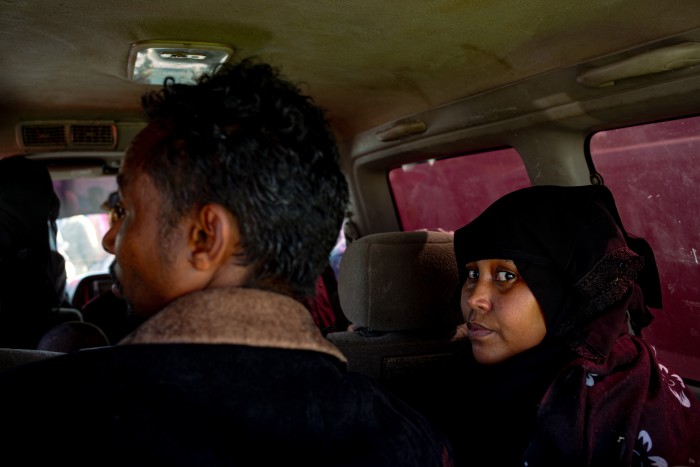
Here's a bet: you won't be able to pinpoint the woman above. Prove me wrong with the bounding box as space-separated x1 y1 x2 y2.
450 185 700 466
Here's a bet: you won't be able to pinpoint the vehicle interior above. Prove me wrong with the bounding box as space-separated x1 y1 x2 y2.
1 0 699 422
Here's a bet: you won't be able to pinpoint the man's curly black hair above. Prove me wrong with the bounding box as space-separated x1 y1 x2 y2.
138 58 349 299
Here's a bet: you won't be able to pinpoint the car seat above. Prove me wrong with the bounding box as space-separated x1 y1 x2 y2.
327 230 469 431
70 272 114 310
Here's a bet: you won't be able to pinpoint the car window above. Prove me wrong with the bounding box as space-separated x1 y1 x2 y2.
52 177 117 286
388 147 531 232
589 115 700 382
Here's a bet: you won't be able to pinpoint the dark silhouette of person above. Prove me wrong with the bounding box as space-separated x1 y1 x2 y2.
0 155 69 348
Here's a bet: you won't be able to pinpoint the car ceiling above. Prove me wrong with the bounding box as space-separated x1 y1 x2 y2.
2 0 700 157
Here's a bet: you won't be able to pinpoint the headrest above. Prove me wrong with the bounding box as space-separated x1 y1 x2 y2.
37 321 110 352
337 231 459 331
0 156 59 250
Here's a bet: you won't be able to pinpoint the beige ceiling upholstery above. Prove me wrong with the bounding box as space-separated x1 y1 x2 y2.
2 0 700 155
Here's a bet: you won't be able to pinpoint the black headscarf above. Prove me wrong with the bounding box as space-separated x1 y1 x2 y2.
448 185 664 466
454 184 661 355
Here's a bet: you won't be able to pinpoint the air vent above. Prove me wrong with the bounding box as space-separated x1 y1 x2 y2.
21 125 67 146
71 124 116 146
18 121 118 150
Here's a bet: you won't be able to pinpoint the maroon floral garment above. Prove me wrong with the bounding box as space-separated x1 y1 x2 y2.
525 333 700 465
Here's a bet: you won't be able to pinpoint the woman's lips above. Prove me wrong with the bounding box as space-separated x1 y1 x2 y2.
467 321 493 339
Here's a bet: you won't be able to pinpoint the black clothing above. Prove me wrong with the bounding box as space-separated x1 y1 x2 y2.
0 288 453 466
0 156 66 348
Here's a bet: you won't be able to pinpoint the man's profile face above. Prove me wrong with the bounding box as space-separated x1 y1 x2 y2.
103 121 195 318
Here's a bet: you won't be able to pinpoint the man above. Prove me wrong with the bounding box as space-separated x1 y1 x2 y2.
0 58 453 466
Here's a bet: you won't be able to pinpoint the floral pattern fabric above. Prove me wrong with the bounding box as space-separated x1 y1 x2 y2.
523 335 700 466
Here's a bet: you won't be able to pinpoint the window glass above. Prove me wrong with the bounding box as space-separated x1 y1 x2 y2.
389 147 531 232
589 115 700 382
52 177 117 287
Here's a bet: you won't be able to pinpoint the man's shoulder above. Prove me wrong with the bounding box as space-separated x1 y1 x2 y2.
0 344 450 465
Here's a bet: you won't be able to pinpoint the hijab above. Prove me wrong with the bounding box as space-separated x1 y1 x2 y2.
454 184 661 357
449 185 660 466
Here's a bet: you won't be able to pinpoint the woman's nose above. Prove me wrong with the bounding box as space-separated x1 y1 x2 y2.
463 280 492 315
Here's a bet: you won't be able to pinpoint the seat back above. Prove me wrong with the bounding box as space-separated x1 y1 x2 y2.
0 348 65 370
37 321 110 352
327 230 468 428
70 273 113 309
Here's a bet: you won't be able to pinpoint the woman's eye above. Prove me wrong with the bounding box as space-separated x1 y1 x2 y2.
465 268 479 281
495 270 516 282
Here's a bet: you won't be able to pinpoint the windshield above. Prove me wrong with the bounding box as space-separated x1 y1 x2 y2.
52 176 117 286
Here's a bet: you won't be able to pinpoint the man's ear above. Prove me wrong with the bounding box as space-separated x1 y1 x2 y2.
188 204 240 271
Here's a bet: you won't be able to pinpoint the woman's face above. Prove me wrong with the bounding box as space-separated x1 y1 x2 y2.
461 259 546 364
